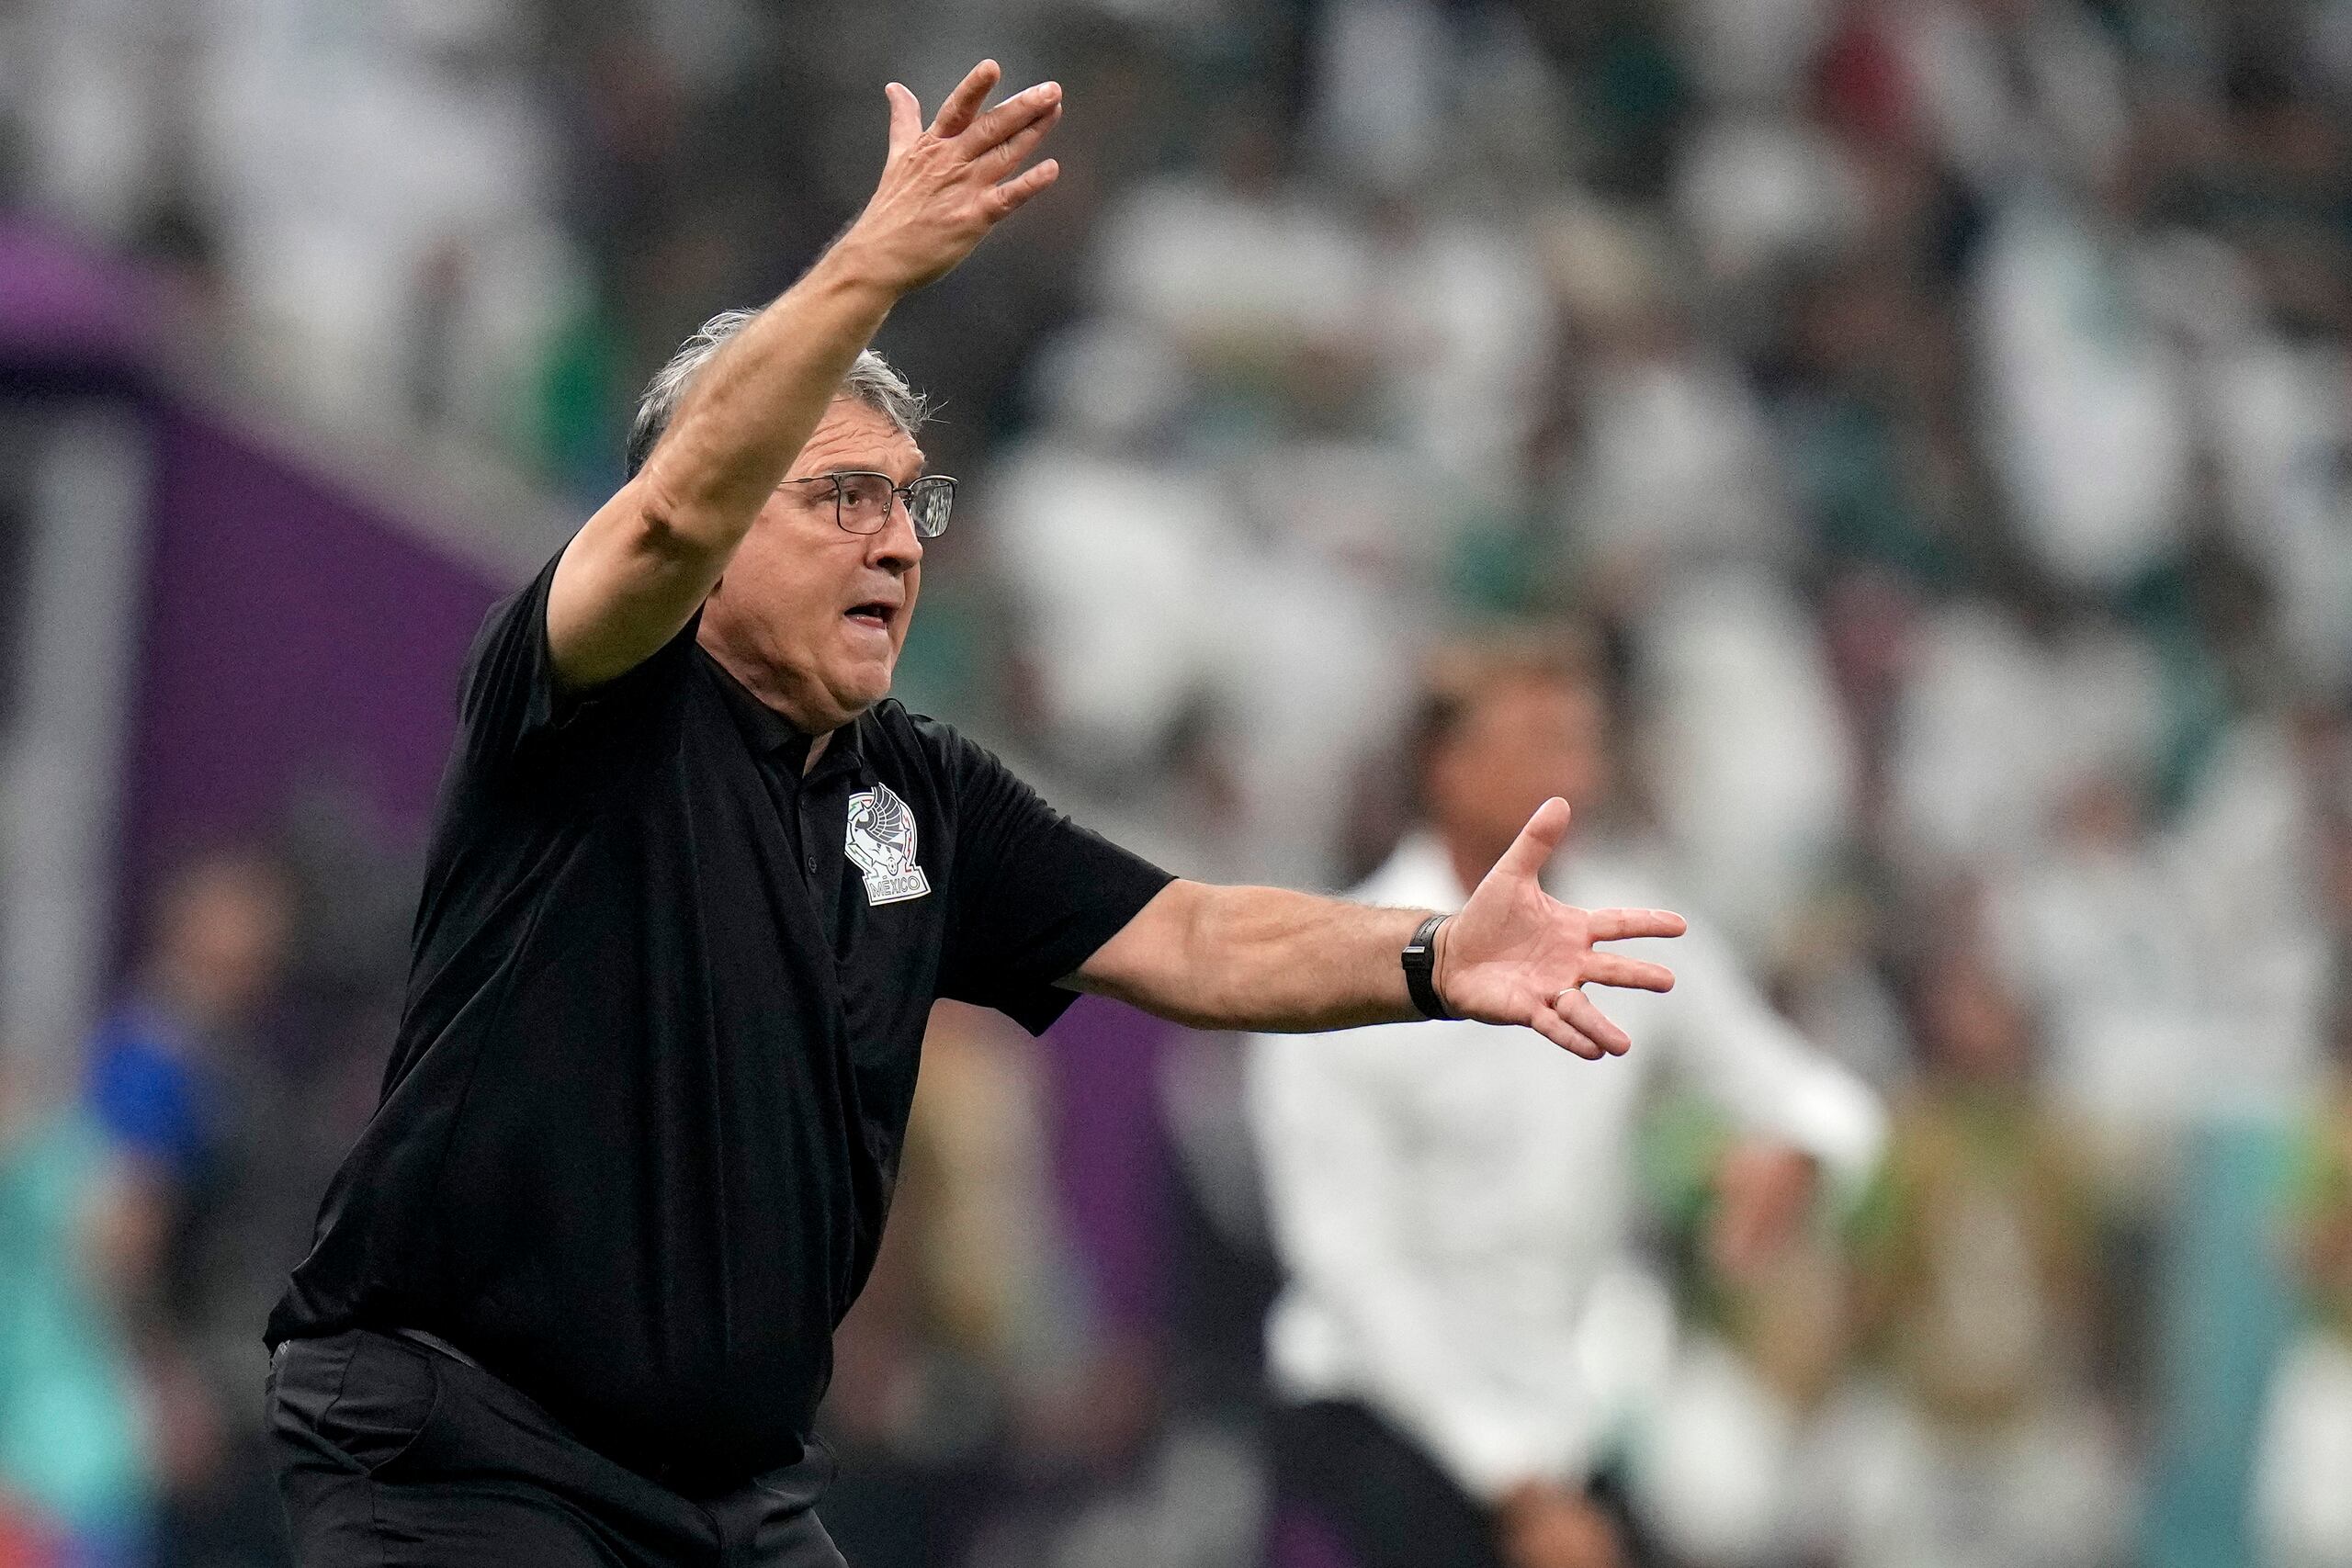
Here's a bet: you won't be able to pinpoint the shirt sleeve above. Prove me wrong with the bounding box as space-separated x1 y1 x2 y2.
456 545 698 788
84 1029 205 1179
1659 915 1888 1202
934 731 1174 1035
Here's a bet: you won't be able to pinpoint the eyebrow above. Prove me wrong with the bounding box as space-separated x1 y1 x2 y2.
814 463 931 480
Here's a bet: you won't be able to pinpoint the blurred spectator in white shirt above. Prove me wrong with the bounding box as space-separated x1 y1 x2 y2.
2166 704 2345 1109
1358 197 1555 480
1984 768 2215 1172
984 321 1424 886
1091 112 1374 393
1544 213 1800 604
2205 334 2352 695
1635 570 1859 956
1892 0 2129 200
1250 633 1883 1568
1887 596 2165 874
1971 198 2194 593
984 321 1227 794
1304 0 1450 197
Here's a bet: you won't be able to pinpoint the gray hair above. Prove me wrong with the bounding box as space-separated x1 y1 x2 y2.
625 309 929 478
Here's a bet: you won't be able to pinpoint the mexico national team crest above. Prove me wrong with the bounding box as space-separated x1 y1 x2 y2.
844 783 931 906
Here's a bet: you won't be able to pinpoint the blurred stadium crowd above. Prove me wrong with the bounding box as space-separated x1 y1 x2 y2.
6 0 2352 1565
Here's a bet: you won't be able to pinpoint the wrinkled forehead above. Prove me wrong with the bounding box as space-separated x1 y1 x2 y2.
786 397 927 483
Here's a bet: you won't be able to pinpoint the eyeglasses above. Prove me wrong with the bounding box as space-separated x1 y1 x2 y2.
780 470 956 539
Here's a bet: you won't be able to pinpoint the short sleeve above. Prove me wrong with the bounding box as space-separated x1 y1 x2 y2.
934 732 1173 1034
458 546 697 784
84 1024 205 1179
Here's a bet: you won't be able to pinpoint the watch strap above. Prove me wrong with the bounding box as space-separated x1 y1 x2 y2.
1402 913 1454 1021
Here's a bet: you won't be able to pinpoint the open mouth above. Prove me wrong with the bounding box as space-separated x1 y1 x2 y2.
845 602 895 632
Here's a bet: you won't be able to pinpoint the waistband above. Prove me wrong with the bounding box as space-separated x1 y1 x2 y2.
278 1325 835 1506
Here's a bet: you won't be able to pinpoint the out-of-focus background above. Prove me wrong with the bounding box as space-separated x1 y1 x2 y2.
2 0 2350 1565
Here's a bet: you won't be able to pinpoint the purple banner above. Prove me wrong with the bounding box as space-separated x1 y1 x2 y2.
115 407 503 925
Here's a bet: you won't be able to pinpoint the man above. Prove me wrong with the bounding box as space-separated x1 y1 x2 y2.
1250 636 1885 1568
84 850 296 1561
263 63 1688 1568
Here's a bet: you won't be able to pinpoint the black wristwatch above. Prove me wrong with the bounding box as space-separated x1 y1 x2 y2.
1402 913 1454 1021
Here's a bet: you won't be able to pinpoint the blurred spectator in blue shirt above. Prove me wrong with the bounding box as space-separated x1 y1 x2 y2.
78 850 294 1568
83 852 290 1190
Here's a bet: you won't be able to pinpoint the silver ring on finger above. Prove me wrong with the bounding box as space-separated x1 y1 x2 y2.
1549 986 1580 1012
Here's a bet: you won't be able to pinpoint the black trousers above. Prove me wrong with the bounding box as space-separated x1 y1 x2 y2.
267 1329 846 1568
1271 1399 1654 1568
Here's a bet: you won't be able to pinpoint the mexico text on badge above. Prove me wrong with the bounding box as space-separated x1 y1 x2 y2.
844 784 931 905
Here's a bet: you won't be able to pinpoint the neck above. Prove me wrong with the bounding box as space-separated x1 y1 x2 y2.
699 628 844 773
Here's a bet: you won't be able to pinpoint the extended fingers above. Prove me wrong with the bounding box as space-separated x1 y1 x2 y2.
1530 1006 1606 1061
1491 797 1571 886
1588 907 1689 942
1555 987 1633 1056
885 83 922 160
982 157 1060 219
1580 953 1677 993
964 80 1063 158
986 101 1062 176
931 60 1003 138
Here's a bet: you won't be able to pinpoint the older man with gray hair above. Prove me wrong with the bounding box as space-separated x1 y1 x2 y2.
263 61 1688 1568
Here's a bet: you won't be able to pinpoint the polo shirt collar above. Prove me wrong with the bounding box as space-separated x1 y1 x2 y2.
700 649 865 775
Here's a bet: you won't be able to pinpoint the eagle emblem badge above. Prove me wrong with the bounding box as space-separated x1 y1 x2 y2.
844 783 930 905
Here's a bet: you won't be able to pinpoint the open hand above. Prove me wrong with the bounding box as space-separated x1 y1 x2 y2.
1436 797 1685 1059
840 60 1064 296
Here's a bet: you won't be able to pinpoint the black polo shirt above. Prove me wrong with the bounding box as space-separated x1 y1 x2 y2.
266 551 1172 1493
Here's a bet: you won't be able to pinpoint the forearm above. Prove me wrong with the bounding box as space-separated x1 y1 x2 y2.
637 245 900 551
546 248 899 689
1080 881 1440 1032
1079 802 1682 1055
547 64 1061 690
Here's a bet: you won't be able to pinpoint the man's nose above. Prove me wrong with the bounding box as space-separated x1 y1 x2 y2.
868 497 923 570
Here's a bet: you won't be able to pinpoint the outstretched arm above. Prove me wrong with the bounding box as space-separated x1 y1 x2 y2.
547 60 1064 688
1073 799 1686 1058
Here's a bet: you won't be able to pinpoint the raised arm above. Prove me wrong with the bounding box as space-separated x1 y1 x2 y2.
547 60 1064 688
1074 798 1686 1058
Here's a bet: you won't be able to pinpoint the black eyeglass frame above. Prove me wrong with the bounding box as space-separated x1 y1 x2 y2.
779 469 956 539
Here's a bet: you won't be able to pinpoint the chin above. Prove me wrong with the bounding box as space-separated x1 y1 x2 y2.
829 664 896 720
